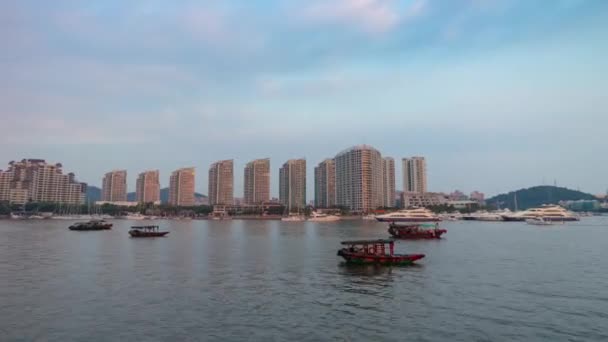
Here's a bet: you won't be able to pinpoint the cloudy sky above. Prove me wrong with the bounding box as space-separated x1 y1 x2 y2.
2 0 607 198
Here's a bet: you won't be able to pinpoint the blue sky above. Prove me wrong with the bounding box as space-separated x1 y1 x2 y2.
2 0 607 198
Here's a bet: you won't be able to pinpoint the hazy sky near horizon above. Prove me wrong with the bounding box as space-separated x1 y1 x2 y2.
2 0 608 198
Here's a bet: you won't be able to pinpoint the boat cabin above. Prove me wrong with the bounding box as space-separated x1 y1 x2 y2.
340 239 395 256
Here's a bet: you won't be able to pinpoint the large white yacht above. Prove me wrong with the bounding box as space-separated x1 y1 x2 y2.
502 205 579 222
375 208 441 223
308 211 341 222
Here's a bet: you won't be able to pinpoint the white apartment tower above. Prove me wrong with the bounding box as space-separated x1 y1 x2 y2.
169 167 196 206
244 158 270 205
209 160 234 205
136 170 160 204
314 159 336 208
334 145 384 212
382 157 396 208
279 159 306 212
402 157 427 193
102 170 128 202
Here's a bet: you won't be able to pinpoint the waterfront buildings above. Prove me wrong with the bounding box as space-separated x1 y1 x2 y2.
0 159 86 204
169 167 196 206
314 159 336 208
208 160 234 205
402 157 427 193
335 145 383 212
102 170 127 202
382 157 396 208
244 158 270 205
136 170 160 204
470 191 485 203
279 159 306 212
401 192 447 208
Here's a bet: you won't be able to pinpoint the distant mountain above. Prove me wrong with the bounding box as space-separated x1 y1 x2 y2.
86 186 206 204
486 186 596 210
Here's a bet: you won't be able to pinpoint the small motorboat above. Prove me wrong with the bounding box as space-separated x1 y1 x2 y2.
388 223 447 239
129 225 169 237
526 217 553 226
69 220 113 231
337 239 425 265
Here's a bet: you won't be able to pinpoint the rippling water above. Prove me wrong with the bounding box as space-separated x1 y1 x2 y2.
1 218 608 341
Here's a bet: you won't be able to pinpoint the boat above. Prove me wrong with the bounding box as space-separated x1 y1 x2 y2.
462 211 503 221
129 225 169 237
308 211 341 222
337 239 425 265
502 205 579 222
375 207 441 223
362 214 376 221
126 213 148 220
526 217 553 226
281 214 306 222
388 223 447 239
69 219 113 231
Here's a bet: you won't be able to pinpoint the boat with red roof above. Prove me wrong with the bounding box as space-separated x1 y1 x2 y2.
337 239 425 265
388 223 447 239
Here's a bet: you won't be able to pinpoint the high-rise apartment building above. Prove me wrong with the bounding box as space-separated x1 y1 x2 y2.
136 170 160 204
314 159 336 208
0 159 86 204
102 170 127 202
169 167 195 206
244 158 270 205
402 157 427 193
208 160 234 205
382 157 396 208
335 145 384 212
279 159 306 212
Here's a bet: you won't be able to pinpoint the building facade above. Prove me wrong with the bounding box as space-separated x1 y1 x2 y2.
279 159 306 212
136 170 160 204
169 167 195 206
314 159 336 208
244 158 270 205
0 159 86 204
402 157 427 193
401 192 447 208
102 170 127 202
208 160 234 206
335 145 384 212
382 157 396 208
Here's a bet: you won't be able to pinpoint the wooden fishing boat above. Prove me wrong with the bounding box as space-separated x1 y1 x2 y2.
388 223 447 239
69 220 113 231
337 239 425 265
129 225 169 237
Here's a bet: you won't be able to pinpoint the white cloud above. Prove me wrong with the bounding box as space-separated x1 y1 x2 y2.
303 0 403 33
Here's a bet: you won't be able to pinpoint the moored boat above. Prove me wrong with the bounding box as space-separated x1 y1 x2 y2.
69 220 113 231
375 207 441 223
308 211 341 222
388 223 447 239
129 225 169 237
526 217 553 226
503 205 579 222
281 214 306 222
337 239 425 265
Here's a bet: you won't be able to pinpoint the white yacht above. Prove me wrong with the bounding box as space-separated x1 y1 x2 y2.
375 208 440 223
462 211 503 221
503 205 579 222
308 211 341 222
281 214 306 222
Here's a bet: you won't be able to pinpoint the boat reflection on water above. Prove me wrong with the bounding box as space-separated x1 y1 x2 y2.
338 262 423 277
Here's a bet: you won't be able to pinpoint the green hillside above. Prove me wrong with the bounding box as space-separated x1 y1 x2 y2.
486 186 596 210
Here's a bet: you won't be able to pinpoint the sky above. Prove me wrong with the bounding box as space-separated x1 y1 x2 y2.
1 0 608 198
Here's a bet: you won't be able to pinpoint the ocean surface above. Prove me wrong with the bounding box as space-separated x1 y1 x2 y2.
1 218 607 341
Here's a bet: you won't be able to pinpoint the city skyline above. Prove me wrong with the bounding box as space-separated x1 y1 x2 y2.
2 1 607 197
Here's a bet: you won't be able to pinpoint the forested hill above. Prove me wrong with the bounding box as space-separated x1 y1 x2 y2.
486 186 596 210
